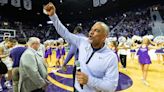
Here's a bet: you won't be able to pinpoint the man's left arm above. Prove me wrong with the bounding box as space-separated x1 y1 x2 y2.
87 54 119 92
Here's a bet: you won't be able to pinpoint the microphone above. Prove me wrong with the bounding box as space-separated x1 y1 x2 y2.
75 61 83 89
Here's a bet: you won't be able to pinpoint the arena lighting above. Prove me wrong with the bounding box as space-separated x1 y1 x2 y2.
78 23 82 26
123 13 127 17
66 23 70 26
39 24 42 27
60 0 62 3
37 12 40 15
3 22 8 26
154 7 158 10
47 21 53 24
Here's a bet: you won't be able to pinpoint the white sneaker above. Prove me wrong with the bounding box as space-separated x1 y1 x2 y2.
0 84 3 91
5 81 12 89
142 80 150 86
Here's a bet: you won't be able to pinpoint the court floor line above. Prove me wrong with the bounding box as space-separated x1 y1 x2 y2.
47 75 74 91
54 72 73 79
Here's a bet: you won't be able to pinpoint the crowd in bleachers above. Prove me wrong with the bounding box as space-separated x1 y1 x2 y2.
110 8 152 38
158 5 164 22
0 7 153 43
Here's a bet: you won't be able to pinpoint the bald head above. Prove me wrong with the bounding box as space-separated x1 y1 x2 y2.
88 21 109 48
27 37 40 46
95 22 109 37
27 37 40 50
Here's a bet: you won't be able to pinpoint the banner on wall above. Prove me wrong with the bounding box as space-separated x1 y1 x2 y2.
11 0 21 7
0 0 8 5
93 0 108 7
23 0 32 10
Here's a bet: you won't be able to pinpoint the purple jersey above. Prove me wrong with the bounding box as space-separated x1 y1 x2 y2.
9 47 27 67
56 47 65 59
48 48 52 55
137 46 151 64
44 49 49 58
56 48 61 59
61 47 65 55
130 49 136 53
155 48 164 54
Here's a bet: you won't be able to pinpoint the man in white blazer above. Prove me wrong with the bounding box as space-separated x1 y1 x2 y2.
18 37 48 92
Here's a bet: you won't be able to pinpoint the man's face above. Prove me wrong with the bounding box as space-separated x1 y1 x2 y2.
33 41 40 50
88 23 107 45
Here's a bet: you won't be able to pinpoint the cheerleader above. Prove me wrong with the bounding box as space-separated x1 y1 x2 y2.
44 40 51 66
137 37 157 86
51 40 57 52
130 42 137 63
49 40 57 65
117 36 129 69
56 38 66 67
108 41 119 62
155 43 163 64
162 42 164 65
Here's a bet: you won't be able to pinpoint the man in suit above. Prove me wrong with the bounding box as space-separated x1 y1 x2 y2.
19 37 48 92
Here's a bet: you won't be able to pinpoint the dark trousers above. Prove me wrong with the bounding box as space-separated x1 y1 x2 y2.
31 88 45 92
120 54 127 68
73 66 76 92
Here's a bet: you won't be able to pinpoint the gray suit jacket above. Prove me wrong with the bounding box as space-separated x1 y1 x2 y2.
18 48 47 92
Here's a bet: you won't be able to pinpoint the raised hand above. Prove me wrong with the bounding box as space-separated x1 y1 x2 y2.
44 2 56 16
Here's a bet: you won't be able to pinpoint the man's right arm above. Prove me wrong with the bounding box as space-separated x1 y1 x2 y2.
49 14 81 47
44 2 82 47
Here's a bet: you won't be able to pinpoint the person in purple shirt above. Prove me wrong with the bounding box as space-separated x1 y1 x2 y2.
9 45 27 92
10 47 27 67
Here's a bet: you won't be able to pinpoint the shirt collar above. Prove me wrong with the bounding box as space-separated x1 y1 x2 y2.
91 43 107 53
28 47 38 54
